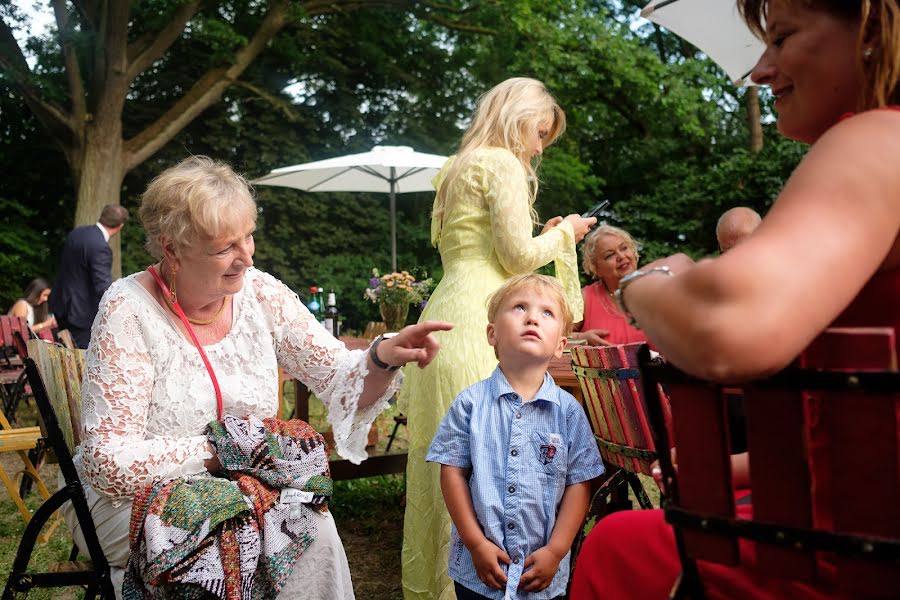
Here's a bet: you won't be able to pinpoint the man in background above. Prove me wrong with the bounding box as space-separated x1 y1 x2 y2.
716 206 762 253
50 204 129 348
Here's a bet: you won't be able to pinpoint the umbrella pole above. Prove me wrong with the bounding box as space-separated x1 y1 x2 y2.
390 169 397 272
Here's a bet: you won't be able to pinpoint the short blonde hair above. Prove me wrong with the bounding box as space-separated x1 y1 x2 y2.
433 77 566 227
486 274 574 337
581 225 640 279
139 156 257 259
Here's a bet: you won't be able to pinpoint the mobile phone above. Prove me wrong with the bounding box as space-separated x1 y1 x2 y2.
581 200 610 220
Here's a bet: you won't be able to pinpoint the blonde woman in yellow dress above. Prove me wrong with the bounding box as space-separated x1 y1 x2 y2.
399 77 596 599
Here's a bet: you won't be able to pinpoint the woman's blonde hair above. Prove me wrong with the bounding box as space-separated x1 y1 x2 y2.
581 225 640 280
486 273 574 337
139 156 258 259
432 77 566 227
738 0 900 107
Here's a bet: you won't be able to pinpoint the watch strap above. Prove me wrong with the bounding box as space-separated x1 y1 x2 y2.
369 334 401 371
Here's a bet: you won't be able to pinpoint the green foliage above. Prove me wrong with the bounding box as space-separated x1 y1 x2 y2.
0 199 52 308
4 0 805 329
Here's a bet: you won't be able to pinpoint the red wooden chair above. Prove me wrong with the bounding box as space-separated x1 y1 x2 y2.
640 327 900 599
571 343 672 511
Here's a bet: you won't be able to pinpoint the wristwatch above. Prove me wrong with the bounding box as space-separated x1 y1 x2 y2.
369 333 401 371
614 266 672 328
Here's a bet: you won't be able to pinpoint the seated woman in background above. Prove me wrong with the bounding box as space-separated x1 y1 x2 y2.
66 156 451 599
8 277 56 335
571 0 900 597
570 225 647 346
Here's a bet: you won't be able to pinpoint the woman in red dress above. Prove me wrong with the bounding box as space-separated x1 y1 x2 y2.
570 0 900 598
571 225 648 347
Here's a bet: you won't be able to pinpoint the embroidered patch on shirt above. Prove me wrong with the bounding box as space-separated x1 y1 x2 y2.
539 443 558 465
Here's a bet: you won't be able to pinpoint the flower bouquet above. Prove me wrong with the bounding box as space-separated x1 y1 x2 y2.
364 269 433 331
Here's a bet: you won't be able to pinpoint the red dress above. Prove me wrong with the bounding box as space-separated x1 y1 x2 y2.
570 266 900 600
582 281 648 345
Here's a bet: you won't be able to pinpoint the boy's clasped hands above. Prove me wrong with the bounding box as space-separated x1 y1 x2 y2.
469 538 568 593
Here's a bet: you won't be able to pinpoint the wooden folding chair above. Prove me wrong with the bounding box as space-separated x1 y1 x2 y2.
3 340 114 599
640 327 900 599
56 329 77 350
571 343 671 512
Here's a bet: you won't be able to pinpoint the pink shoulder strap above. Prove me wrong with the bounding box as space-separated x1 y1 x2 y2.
147 265 224 420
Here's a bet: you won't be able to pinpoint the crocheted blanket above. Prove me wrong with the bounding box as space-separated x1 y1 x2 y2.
123 414 332 599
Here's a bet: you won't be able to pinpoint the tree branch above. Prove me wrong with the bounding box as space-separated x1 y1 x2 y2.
302 0 494 34
52 0 87 122
232 80 300 122
0 14 76 143
123 1 292 170
126 0 203 85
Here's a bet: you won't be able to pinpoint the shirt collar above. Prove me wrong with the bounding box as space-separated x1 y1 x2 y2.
96 222 110 242
489 366 561 405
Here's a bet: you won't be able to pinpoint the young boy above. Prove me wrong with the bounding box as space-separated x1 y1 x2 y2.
427 274 604 600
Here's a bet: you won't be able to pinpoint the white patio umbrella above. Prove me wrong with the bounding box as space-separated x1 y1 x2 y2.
640 0 765 86
253 145 448 271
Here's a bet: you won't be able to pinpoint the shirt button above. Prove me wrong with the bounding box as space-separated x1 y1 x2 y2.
513 558 520 564
508 485 515 494
512 394 519 400
515 412 522 419
510 449 518 457
507 522 515 530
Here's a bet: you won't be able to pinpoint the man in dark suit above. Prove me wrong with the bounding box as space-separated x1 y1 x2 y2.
50 204 130 348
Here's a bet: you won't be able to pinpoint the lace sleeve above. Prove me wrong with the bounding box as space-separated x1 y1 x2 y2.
251 273 400 464
483 151 584 320
80 287 211 500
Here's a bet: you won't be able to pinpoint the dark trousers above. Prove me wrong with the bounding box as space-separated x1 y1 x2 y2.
56 316 91 349
454 581 564 600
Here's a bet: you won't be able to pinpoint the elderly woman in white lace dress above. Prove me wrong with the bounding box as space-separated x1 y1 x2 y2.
61 156 451 599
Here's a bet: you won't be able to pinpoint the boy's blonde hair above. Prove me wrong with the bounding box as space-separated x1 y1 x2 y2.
487 274 574 337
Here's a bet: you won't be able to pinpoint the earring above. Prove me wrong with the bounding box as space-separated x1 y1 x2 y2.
169 265 178 304
864 47 874 59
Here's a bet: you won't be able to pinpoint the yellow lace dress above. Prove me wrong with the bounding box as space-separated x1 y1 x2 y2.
399 147 584 599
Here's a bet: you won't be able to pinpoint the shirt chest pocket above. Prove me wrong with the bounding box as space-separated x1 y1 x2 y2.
530 430 567 478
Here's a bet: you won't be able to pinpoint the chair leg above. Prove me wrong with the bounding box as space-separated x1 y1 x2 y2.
385 416 406 453
626 471 654 509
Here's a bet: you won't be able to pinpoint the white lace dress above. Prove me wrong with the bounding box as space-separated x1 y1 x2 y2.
62 268 400 599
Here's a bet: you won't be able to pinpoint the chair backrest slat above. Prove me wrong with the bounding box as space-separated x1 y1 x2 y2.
0 315 14 348
572 343 667 476
669 382 739 564
26 339 83 455
744 387 815 579
800 327 899 595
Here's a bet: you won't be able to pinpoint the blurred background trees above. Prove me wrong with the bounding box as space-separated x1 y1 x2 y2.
0 0 801 327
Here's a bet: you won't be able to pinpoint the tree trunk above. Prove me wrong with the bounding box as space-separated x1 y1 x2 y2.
746 86 763 153
74 120 126 278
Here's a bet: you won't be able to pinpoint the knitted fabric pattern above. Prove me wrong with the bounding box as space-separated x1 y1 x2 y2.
123 415 333 599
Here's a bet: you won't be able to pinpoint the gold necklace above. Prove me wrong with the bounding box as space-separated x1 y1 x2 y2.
167 295 228 325
187 296 228 325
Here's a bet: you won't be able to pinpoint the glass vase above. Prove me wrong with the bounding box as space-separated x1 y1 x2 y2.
379 302 409 332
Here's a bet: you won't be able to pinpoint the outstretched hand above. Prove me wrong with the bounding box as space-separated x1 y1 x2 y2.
378 320 454 369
